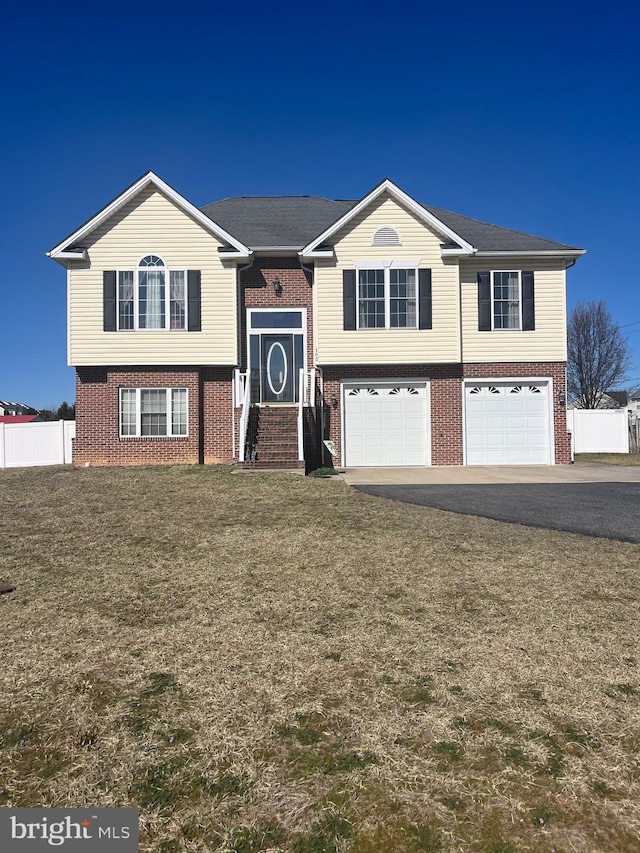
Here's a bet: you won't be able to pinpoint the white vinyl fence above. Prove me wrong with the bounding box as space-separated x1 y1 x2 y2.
567 409 629 455
0 420 75 468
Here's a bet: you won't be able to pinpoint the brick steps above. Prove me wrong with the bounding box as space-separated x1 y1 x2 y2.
238 460 305 470
244 406 300 469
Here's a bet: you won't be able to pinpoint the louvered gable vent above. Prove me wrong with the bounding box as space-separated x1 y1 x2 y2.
372 226 401 246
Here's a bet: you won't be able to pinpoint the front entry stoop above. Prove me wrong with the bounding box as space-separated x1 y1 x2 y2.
239 406 304 470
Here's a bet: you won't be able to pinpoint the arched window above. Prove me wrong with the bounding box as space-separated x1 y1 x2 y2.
138 255 166 329
372 226 401 246
118 255 186 330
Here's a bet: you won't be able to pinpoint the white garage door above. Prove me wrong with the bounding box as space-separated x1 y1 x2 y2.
465 381 551 465
344 383 428 467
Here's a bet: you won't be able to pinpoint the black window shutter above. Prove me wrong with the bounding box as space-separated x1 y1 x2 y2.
187 270 201 331
522 271 535 331
478 271 491 331
103 271 117 331
418 269 432 330
343 270 356 330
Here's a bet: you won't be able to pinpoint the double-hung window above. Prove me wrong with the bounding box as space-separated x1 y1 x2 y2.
120 388 188 437
118 255 187 330
358 267 417 329
492 271 521 330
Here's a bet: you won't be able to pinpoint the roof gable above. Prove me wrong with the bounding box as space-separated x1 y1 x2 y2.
300 179 475 257
48 171 251 260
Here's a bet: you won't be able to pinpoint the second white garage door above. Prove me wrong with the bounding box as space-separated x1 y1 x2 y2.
343 383 428 467
465 381 552 465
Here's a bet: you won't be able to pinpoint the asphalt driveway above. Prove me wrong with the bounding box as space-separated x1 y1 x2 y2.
351 472 640 543
355 483 640 542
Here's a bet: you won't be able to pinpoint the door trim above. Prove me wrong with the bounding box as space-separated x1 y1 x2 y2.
246 308 307 405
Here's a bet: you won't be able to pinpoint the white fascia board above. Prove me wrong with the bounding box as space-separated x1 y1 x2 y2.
252 246 302 251
219 250 253 260
299 250 334 259
300 179 476 256
47 171 251 258
473 249 586 258
441 248 474 257
251 247 302 257
53 249 87 260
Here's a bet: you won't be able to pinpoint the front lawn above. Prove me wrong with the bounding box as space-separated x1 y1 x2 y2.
576 453 640 466
1 466 639 852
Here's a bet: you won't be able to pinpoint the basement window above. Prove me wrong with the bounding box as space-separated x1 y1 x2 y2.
119 388 188 437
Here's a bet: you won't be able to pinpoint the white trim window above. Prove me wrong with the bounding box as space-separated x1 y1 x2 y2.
492 271 521 330
120 388 188 437
118 255 186 330
358 267 417 329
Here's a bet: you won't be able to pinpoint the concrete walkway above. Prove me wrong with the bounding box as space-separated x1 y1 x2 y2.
341 462 640 485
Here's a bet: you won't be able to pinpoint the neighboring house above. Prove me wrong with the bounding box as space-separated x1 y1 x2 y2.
0 415 39 424
629 390 640 415
568 390 630 411
0 401 39 423
47 172 584 469
604 390 629 410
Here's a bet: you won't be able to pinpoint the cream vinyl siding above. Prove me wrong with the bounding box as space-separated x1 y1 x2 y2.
68 186 237 366
460 258 567 363
314 194 460 364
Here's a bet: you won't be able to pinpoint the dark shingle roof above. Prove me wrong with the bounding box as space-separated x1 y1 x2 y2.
605 390 629 407
200 196 355 247
200 195 581 253
422 205 579 253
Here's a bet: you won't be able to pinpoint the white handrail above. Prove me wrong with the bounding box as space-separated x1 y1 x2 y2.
308 368 316 407
238 372 251 462
297 368 305 462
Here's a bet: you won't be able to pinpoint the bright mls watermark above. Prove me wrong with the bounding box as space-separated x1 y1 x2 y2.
0 809 138 851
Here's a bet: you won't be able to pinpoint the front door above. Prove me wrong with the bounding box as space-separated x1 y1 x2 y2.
261 335 295 403
247 309 306 404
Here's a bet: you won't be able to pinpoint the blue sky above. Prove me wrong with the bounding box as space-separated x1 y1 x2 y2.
1 0 639 408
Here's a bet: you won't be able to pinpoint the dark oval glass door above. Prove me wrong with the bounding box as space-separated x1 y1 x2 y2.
261 335 294 402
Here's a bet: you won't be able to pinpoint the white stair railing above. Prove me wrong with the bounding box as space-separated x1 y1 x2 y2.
297 368 305 462
308 368 316 407
237 370 251 462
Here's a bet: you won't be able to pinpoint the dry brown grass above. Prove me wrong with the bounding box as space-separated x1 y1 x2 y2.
576 453 640 466
1 464 639 853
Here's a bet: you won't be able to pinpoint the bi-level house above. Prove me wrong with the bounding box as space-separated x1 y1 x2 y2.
47 173 584 469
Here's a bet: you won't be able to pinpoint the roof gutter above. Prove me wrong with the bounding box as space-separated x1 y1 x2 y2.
249 246 303 257
473 249 586 258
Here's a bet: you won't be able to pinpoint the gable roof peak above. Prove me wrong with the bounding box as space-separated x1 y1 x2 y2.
300 178 476 256
48 170 251 259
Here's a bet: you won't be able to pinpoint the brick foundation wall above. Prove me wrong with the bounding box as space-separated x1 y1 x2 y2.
202 367 234 464
74 366 235 467
321 361 570 466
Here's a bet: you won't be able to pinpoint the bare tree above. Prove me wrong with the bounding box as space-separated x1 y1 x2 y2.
567 301 630 408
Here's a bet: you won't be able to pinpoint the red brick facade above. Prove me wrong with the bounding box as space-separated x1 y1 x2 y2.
74 366 234 467
75 362 570 468
240 258 313 371
321 361 571 467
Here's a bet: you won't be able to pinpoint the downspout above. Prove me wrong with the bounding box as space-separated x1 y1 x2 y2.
563 257 576 460
233 254 255 462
